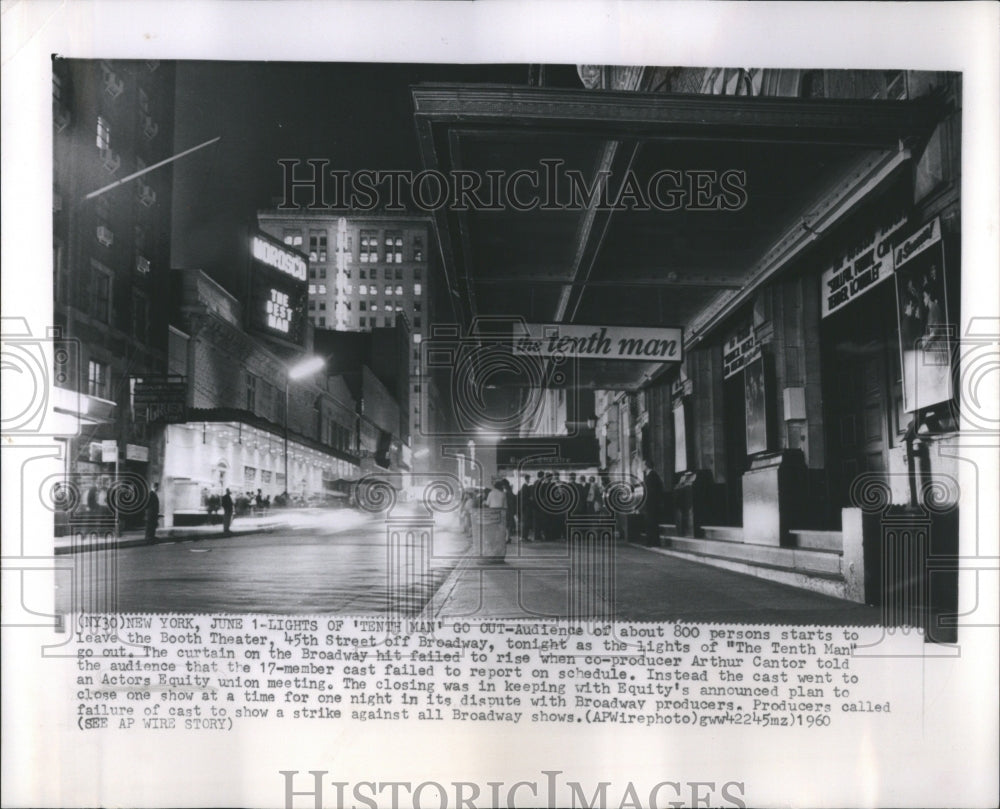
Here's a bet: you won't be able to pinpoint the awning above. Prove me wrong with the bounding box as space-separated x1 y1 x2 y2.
413 84 942 390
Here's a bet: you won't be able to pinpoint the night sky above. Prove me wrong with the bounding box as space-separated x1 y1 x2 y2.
170 61 583 293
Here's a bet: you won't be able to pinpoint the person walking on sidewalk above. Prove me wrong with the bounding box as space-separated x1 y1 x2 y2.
221 488 234 536
642 459 664 547
145 482 160 542
485 480 508 543
518 474 535 541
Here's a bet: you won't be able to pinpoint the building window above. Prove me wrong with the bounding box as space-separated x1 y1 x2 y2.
308 301 316 310
87 360 109 399
309 231 327 262
360 230 378 263
319 268 327 279
360 269 367 279
309 268 317 280
317 284 326 294
96 116 111 150
360 301 367 311
283 230 302 247
413 235 424 262
319 302 326 311
414 283 422 296
90 265 111 323
413 334 422 344
319 317 326 328
414 316 421 329
414 268 422 282
359 284 368 295
385 285 393 296
395 284 403 295
414 301 422 312
395 268 404 280
245 374 258 411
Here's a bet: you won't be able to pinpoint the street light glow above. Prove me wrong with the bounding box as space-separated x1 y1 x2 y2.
288 356 325 380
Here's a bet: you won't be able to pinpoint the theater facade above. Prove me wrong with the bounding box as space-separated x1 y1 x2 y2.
416 67 962 632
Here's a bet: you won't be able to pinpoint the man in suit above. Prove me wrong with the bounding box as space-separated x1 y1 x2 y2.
145 482 160 542
518 474 535 542
221 488 234 536
642 460 664 547
535 472 550 541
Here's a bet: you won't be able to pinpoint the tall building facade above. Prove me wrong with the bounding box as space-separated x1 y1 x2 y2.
52 58 176 512
257 211 443 474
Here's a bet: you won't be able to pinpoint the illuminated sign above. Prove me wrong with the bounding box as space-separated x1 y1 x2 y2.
248 231 308 346
266 289 292 333
251 235 307 280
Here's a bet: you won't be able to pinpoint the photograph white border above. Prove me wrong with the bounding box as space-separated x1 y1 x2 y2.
3 2 998 807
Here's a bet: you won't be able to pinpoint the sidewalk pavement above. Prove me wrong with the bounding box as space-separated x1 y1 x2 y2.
53 508 375 555
423 537 886 626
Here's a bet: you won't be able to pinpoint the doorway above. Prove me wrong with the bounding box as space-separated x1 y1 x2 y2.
821 281 902 513
722 374 748 525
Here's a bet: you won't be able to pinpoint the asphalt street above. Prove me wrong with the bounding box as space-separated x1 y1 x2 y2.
55 512 469 615
55 510 884 625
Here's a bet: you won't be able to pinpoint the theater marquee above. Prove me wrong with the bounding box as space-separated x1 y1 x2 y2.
513 324 682 362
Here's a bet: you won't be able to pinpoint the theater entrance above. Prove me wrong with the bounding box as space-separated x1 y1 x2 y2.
821 280 904 513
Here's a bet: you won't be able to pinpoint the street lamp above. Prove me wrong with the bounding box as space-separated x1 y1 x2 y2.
285 356 325 502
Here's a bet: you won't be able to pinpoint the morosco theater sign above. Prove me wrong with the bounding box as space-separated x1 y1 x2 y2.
514 324 682 361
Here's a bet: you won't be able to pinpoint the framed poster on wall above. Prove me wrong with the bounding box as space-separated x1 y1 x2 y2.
894 217 953 413
744 347 770 455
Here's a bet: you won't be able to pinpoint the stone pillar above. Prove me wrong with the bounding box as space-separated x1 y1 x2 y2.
741 449 807 546
841 507 866 603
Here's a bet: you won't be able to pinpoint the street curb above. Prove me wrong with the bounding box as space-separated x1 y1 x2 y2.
53 522 291 555
420 550 475 621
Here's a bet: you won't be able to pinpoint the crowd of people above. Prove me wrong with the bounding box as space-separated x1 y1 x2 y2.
459 470 612 543
459 461 667 546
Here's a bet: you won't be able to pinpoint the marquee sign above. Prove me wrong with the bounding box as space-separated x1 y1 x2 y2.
513 324 682 362
247 231 308 346
252 235 307 280
821 214 908 318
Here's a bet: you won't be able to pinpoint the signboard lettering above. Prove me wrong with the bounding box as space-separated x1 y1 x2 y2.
513 324 682 362
894 217 941 267
251 235 307 280
133 376 188 424
821 214 908 318
723 324 756 379
248 232 308 346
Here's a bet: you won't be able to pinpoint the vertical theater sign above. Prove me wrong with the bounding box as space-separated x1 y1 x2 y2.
247 230 309 347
